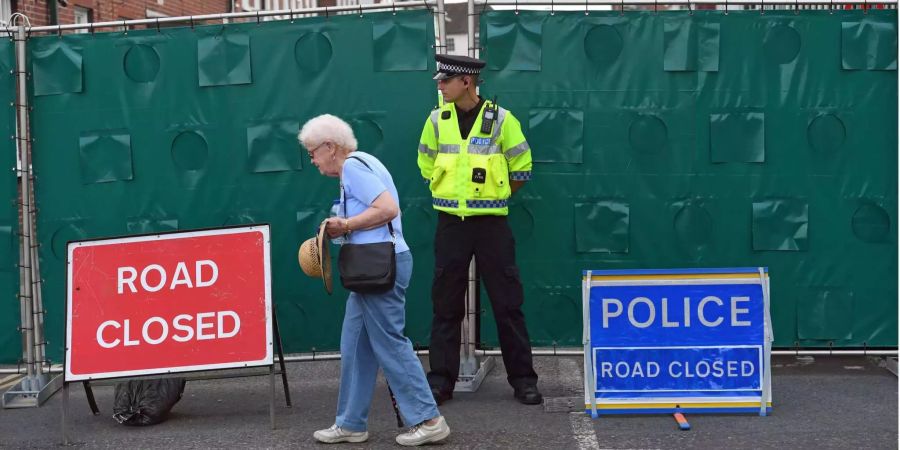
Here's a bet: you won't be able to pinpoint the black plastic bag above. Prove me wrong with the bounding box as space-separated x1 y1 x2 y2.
112 378 186 426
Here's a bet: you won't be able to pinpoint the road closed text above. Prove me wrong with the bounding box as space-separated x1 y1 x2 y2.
95 260 239 348
594 346 763 392
598 358 756 380
66 227 271 381
96 311 240 348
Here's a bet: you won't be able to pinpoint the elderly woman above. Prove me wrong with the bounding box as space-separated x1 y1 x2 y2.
298 114 450 446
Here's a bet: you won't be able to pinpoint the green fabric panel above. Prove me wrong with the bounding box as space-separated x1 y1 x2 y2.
697 22 720 72
574 201 630 253
0 39 18 363
797 288 854 341
484 13 543 72
841 18 898 70
663 16 697 71
528 108 583 163
171 130 210 172
246 120 302 173
78 130 133 184
123 44 161 83
349 112 387 155
372 14 428 71
752 199 809 251
197 31 252 87
807 112 846 154
763 22 802 65
32 40 83 96
584 22 625 66
25 10 437 362
628 113 668 154
709 112 765 163
851 201 892 243
126 218 179 234
663 16 719 71
480 11 897 349
294 31 333 72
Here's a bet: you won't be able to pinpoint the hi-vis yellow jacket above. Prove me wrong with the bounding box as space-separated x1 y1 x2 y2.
417 100 533 217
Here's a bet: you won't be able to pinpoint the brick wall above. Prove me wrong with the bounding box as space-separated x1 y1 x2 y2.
9 1 385 29
10 0 233 27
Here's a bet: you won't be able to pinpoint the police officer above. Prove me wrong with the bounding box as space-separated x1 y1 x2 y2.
417 54 541 405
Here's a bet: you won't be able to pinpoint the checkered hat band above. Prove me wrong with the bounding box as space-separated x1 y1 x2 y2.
439 62 479 75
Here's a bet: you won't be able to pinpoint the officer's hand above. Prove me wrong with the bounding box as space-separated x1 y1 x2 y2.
324 217 345 239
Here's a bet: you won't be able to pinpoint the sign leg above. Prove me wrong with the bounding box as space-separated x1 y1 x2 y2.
272 313 291 407
61 382 69 445
269 365 276 430
82 381 99 415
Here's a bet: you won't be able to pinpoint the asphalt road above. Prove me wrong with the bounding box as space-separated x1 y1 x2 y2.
0 355 896 449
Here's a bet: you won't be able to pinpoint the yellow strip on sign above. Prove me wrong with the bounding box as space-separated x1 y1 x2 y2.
585 273 766 281
585 402 773 409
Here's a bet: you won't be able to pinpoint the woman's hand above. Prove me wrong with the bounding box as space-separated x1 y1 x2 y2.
324 217 347 239
323 192 398 238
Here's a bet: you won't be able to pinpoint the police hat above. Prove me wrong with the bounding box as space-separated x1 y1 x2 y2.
433 54 486 80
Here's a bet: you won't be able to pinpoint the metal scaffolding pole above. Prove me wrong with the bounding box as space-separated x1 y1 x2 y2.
455 258 495 392
29 186 45 377
468 0 476 57
436 0 447 53
14 22 35 387
17 1 439 35
3 16 61 408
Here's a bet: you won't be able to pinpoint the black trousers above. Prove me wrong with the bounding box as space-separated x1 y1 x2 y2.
427 212 538 392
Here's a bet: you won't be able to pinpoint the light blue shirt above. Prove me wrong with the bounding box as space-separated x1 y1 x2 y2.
339 152 409 253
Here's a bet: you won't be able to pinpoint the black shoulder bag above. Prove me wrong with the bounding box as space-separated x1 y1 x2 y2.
338 156 397 294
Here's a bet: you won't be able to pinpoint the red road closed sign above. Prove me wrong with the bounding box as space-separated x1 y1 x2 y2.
65 226 272 381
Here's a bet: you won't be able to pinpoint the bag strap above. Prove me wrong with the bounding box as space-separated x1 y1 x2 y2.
341 155 395 238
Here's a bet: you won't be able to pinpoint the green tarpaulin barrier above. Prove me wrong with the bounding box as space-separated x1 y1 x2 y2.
0 9 895 363
478 10 897 349
24 11 438 363
0 38 20 364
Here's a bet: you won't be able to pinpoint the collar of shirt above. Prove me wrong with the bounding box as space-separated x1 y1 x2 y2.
455 97 485 138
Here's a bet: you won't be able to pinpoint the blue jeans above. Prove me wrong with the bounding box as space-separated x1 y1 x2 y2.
335 251 439 431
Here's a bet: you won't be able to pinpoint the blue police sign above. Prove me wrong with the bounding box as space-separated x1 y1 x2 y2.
582 268 773 416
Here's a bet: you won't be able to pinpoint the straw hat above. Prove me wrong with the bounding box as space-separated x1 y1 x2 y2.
298 220 332 295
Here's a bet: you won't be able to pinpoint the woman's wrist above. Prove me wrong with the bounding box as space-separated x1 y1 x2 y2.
343 218 352 234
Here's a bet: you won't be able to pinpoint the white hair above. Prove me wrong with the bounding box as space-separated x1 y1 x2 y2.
298 114 358 152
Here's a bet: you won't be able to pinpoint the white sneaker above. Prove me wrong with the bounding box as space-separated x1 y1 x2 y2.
313 424 369 444
395 416 450 446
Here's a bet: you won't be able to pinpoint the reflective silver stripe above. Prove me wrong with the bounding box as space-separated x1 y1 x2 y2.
505 141 530 160
439 144 460 154
466 105 506 155
430 109 441 141
492 107 507 142
467 144 501 155
418 143 437 158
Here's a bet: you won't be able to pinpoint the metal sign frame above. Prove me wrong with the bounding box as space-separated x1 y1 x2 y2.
64 225 274 381
60 224 290 444
582 267 774 417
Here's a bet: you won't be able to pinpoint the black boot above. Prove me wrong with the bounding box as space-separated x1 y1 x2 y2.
513 385 543 405
431 387 453 406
